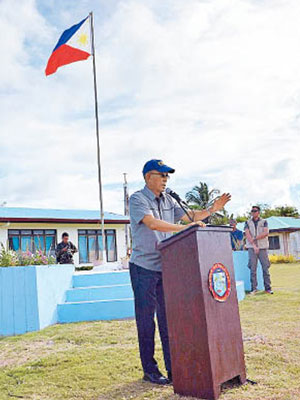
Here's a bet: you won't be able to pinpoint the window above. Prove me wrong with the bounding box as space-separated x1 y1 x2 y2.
269 236 280 250
78 229 117 263
106 230 117 262
8 230 57 256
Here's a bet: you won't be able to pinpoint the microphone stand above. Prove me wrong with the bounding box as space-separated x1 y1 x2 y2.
166 189 216 225
169 193 194 222
179 202 194 222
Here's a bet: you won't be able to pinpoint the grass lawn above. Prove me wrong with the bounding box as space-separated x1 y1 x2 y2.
0 263 300 400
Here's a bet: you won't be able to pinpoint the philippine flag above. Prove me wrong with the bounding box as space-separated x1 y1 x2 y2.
45 16 91 76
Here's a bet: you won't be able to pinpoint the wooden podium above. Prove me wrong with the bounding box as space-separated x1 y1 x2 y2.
157 225 246 400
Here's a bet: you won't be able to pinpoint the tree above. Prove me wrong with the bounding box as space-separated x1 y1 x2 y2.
185 182 229 225
269 205 299 218
236 204 299 221
185 182 220 209
236 215 248 223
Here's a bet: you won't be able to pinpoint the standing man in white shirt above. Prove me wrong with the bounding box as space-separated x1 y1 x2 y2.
244 206 273 295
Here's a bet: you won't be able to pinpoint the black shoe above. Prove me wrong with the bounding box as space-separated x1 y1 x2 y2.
167 371 172 383
143 371 169 385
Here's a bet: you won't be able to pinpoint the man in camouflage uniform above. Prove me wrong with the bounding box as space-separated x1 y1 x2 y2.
56 232 77 264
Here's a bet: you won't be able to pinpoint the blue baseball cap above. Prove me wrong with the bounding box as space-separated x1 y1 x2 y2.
142 159 175 176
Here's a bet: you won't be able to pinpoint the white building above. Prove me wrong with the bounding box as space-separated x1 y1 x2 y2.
0 207 129 266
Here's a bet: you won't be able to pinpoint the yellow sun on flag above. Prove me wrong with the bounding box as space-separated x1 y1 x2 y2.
77 33 88 47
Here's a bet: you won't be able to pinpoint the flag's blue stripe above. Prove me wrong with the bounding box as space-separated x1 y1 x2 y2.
52 17 88 53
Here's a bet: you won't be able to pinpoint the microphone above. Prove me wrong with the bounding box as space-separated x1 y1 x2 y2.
165 188 183 203
165 188 193 222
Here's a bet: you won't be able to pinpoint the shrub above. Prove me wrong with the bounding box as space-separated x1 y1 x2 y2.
269 254 298 264
0 244 56 267
18 250 56 266
75 265 94 271
33 250 56 265
0 244 19 267
18 250 35 266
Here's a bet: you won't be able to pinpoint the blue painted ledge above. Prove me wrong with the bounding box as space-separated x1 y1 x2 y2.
1 252 263 336
0 264 74 336
232 251 264 291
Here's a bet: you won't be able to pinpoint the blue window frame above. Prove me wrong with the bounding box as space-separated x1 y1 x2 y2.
8 229 57 256
78 229 117 263
78 235 88 263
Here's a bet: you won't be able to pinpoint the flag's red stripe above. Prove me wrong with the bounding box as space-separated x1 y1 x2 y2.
45 44 90 76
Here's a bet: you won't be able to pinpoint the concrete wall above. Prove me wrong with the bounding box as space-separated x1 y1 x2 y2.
0 264 74 336
0 266 39 335
0 222 127 265
289 231 300 259
232 251 264 291
0 223 8 248
35 265 74 329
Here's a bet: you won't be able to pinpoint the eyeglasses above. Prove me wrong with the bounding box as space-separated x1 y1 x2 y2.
251 209 259 213
150 172 170 179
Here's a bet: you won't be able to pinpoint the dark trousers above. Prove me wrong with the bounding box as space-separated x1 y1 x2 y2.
129 262 171 374
248 248 271 291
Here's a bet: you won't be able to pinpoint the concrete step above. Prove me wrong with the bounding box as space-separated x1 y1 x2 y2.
58 273 245 324
73 271 130 288
65 284 133 302
57 298 135 323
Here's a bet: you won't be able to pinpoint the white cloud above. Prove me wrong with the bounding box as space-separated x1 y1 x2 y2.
0 0 300 216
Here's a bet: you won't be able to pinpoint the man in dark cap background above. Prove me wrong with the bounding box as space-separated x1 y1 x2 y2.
129 159 231 385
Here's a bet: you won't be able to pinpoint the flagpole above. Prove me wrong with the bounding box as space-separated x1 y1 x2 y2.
123 173 130 255
89 11 105 263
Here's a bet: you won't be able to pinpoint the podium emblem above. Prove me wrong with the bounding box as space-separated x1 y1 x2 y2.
208 263 231 302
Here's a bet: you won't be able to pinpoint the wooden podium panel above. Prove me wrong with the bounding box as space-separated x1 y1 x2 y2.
157 226 246 399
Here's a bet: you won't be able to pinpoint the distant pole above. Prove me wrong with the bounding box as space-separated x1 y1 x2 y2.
89 11 105 263
123 173 130 255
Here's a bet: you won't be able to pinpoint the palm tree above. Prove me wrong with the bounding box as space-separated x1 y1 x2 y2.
185 182 230 225
185 182 220 209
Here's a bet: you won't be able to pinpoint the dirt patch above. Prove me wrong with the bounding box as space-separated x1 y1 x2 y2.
0 340 137 369
0 340 75 368
243 334 268 344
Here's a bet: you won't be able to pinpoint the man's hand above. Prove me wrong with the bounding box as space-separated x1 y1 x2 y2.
210 193 231 213
186 220 206 229
253 245 259 255
63 246 68 252
194 220 206 228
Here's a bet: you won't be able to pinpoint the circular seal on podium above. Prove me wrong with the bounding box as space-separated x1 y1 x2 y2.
208 262 231 302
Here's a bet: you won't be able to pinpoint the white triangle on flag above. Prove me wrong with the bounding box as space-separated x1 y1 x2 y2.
67 17 91 53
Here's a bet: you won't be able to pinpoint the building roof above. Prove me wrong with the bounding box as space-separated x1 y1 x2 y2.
237 216 300 232
0 207 129 224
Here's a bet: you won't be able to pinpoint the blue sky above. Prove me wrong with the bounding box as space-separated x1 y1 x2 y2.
1 0 300 216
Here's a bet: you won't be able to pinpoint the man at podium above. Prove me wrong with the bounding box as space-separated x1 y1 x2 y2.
129 159 231 385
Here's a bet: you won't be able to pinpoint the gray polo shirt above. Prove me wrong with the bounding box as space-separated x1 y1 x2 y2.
129 185 185 272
